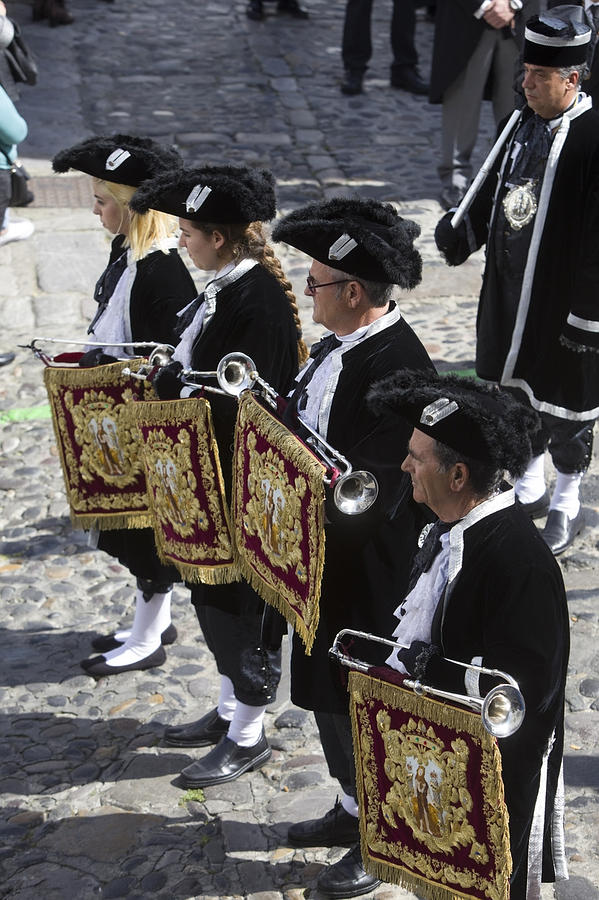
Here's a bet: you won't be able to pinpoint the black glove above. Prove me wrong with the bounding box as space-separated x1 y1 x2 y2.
395 640 439 679
152 360 184 400
434 212 472 267
78 348 118 367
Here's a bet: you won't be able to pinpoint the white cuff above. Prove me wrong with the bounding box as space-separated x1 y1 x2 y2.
474 0 493 18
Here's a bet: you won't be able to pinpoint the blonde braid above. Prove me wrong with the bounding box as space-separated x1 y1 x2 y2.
245 222 309 365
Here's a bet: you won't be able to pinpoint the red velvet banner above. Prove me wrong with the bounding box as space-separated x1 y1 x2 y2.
131 397 238 584
349 669 511 900
232 392 326 654
44 360 154 529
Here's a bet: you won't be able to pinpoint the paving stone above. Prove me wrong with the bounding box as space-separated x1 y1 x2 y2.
0 3 596 899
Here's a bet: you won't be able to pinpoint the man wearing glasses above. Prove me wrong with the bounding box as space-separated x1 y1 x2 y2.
272 198 434 899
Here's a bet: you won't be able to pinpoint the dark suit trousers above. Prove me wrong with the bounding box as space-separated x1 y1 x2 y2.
342 0 417 74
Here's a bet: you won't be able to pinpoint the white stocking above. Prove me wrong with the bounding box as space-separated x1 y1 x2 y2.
341 790 359 818
226 700 266 747
514 453 546 504
217 675 236 722
103 589 171 666
550 471 582 518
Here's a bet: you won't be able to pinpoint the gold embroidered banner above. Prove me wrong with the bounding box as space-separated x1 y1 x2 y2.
44 360 154 530
131 397 238 585
232 392 326 654
349 670 511 900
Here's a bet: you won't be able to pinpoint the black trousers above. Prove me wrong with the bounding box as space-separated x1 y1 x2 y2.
314 709 357 802
342 0 418 74
192 581 282 707
533 412 595 475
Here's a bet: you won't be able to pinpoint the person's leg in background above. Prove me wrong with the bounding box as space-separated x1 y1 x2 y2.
341 0 373 95
390 0 429 94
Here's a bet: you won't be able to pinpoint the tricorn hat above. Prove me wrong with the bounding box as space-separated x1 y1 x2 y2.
523 6 591 67
52 134 182 187
272 197 422 288
129 165 277 224
368 370 540 475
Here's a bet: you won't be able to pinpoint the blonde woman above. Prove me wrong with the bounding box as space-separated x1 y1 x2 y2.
52 135 197 674
128 165 307 786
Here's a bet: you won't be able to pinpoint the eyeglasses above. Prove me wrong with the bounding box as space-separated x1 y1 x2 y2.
305 276 352 296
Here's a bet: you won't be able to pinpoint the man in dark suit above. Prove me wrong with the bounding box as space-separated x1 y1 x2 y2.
431 0 539 210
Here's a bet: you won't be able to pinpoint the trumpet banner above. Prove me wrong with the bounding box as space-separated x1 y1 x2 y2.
44 360 154 530
131 397 238 584
233 392 326 654
349 669 511 900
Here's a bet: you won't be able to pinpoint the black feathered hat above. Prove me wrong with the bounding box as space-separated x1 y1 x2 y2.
524 7 591 67
129 165 277 224
368 370 540 476
52 135 182 187
272 198 422 288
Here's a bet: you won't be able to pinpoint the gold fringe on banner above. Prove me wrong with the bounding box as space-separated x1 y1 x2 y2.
348 671 511 900
43 360 154 530
130 396 240 585
233 392 326 654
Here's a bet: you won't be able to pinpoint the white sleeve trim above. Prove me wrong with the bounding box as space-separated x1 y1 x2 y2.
567 312 599 332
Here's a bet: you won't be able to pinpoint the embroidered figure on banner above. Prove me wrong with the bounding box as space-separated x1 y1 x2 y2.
67 388 142 487
373 708 487 861
243 431 307 582
143 428 205 538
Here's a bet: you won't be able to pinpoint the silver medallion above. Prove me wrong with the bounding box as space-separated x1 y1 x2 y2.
503 181 538 230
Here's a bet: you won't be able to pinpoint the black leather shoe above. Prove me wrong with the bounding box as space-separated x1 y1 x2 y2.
542 508 584 555
91 622 177 653
439 185 465 211
164 707 230 748
341 70 363 96
277 0 309 17
180 731 271 787
80 645 166 676
288 798 360 847
317 844 381 898
517 488 550 519
391 66 429 95
0 352 15 367
246 0 264 19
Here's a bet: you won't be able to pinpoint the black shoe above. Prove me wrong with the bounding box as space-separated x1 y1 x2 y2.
0 352 15 367
91 622 177 654
164 707 230 748
80 645 166 676
542 508 584 555
517 488 550 519
341 71 363 96
439 185 466 211
180 731 271 788
246 0 264 19
317 844 381 899
277 0 309 17
288 798 360 847
390 66 429 95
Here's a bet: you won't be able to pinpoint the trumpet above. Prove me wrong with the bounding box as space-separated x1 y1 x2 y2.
329 628 526 738
213 352 379 516
24 337 175 369
122 351 251 398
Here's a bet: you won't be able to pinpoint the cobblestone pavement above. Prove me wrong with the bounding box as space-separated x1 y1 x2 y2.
0 1 598 898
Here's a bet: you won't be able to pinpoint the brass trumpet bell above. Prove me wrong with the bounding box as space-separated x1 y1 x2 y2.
216 352 259 396
333 470 379 516
481 683 525 738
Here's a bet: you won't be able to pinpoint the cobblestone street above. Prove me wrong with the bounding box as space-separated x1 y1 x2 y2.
0 1 598 898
